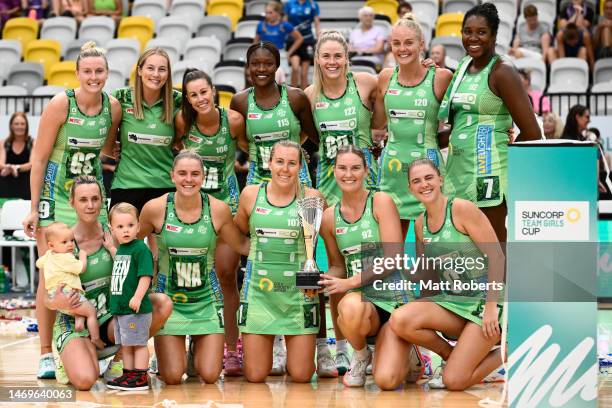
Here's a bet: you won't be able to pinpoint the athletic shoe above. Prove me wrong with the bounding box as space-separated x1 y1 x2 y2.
224 351 243 376
53 350 69 385
107 370 149 391
482 366 506 383
104 360 124 381
405 345 426 383
149 355 158 374
336 350 350 376
427 361 446 389
37 353 56 379
186 338 197 377
96 344 121 360
365 345 374 375
270 336 286 375
343 349 372 388
316 348 338 378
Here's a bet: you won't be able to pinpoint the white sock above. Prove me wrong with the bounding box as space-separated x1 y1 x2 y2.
336 339 348 354
316 338 328 348
41 352 53 359
354 347 369 360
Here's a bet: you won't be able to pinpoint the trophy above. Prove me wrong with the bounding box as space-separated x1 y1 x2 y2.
296 196 325 289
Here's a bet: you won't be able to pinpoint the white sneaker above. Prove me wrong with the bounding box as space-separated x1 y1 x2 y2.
37 353 56 379
270 336 286 375
482 366 506 383
343 349 372 388
405 345 426 383
149 354 158 374
428 361 446 389
336 350 350 376
366 345 374 375
103 360 124 381
316 347 338 378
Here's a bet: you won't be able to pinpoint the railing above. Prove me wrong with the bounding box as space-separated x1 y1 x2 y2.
0 95 55 115
541 92 612 117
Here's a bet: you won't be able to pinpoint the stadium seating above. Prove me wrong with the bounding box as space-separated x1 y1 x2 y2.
172 60 198 86
107 39 142 77
235 16 263 39
0 85 28 113
2 18 39 50
48 61 80 88
118 16 155 51
40 17 77 56
196 16 233 46
409 0 438 29
105 66 128 92
132 0 167 24
32 85 66 114
170 0 206 31
521 0 556 27
207 0 244 29
156 16 194 45
65 39 88 61
548 58 590 93
214 60 246 92
514 57 547 91
365 0 398 23
216 84 235 108
430 36 465 62
483 0 517 22
350 59 377 75
0 40 22 84
442 0 478 14
594 59 612 85
79 16 116 47
146 38 183 66
245 0 267 16
590 82 612 115
183 37 223 73
7 63 44 94
318 1 362 19
24 40 62 80
497 19 514 47
436 13 464 38
224 38 253 62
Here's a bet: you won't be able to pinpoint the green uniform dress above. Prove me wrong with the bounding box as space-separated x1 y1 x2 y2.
422 199 503 326
111 87 182 191
379 67 444 220
110 239 153 315
439 56 511 207
53 245 114 353
314 73 378 206
245 85 311 186
39 90 111 227
239 183 319 335
155 192 224 335
333 192 411 312
183 107 239 214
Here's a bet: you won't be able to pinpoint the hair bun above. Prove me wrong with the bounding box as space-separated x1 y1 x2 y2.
81 41 97 51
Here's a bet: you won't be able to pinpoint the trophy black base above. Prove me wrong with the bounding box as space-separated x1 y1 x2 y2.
296 271 321 290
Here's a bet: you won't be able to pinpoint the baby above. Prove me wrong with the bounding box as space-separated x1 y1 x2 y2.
36 222 105 349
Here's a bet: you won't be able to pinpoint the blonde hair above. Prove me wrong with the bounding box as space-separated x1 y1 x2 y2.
269 140 304 198
393 12 424 43
44 222 72 242
310 30 349 104
543 111 564 139
134 47 174 124
172 149 204 171
109 202 139 224
76 41 108 70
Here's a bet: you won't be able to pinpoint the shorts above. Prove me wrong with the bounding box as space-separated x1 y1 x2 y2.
110 187 175 213
374 303 391 326
53 312 113 355
286 39 314 62
113 313 152 346
48 286 88 315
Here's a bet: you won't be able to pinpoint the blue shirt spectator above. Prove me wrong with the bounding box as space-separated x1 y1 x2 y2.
256 20 296 50
284 0 319 44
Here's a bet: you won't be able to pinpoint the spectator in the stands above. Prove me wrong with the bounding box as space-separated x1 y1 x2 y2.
85 0 121 23
50 0 84 23
21 0 48 22
430 44 451 70
547 23 594 69
509 5 551 61
349 6 386 66
397 1 411 17
593 0 612 59
542 111 564 139
559 0 595 31
518 68 550 115
0 112 33 200
0 0 21 27
254 1 303 63
284 0 320 89
562 104 590 140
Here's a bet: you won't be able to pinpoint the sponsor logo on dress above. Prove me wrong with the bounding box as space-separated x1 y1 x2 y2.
255 207 271 215
68 117 84 125
388 109 425 119
335 227 347 235
319 119 356 132
189 134 202 144
125 108 134 114
476 125 492 175
127 132 172 146
165 224 183 233
315 102 329 109
248 113 262 120
387 89 400 95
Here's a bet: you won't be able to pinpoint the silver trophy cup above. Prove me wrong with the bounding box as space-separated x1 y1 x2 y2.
296 196 325 289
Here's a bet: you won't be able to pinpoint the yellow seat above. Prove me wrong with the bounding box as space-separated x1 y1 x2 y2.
24 39 62 80
366 0 399 23
217 90 234 109
48 61 79 88
118 16 155 51
3 17 39 50
436 13 464 37
129 64 137 87
207 0 244 30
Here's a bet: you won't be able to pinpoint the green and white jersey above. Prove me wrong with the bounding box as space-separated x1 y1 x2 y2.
183 107 239 214
422 199 502 326
81 245 114 325
334 192 411 312
39 89 111 227
239 183 319 335
245 85 311 186
314 72 378 206
439 55 511 207
155 192 224 335
379 67 444 220
112 87 182 190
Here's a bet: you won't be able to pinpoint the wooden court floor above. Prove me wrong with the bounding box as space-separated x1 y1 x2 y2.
0 332 610 407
